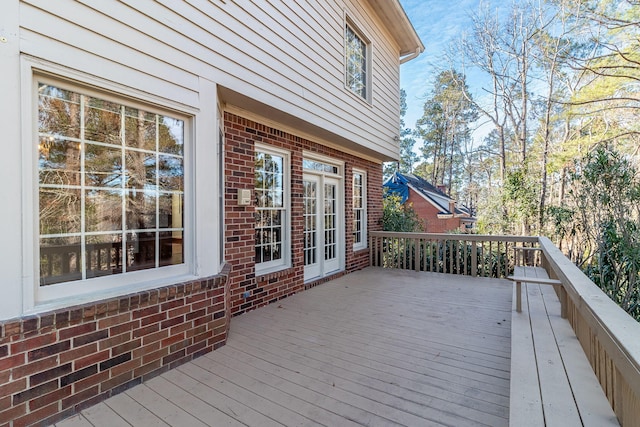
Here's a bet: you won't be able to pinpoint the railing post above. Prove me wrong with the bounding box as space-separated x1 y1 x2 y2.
472 241 477 277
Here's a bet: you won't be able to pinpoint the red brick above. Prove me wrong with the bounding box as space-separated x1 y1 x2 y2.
140 312 166 327
100 371 132 393
112 338 141 356
141 329 168 346
132 306 159 319
98 313 131 329
110 358 141 378
75 349 109 370
13 402 58 427
59 322 96 341
0 403 26 424
133 323 159 339
59 343 98 364
0 353 24 371
28 340 70 361
109 319 140 336
169 322 191 336
133 341 160 360
0 396 9 412
0 371 9 385
160 334 183 348
73 371 109 393
0 378 27 399
10 332 57 354
98 332 131 351
11 354 57 380
61 385 99 410
142 347 169 365
28 384 71 411
134 360 161 378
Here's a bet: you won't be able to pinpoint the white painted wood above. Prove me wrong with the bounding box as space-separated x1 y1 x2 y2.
79 401 134 427
53 414 94 427
0 0 24 320
540 284 619 426
104 392 168 426
19 0 409 160
141 376 244 426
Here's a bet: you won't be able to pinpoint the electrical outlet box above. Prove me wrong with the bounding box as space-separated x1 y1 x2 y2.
237 189 252 206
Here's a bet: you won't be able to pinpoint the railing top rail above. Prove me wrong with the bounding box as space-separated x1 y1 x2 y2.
370 231 539 244
539 236 640 397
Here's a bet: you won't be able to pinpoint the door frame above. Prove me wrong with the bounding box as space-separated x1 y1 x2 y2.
302 153 344 283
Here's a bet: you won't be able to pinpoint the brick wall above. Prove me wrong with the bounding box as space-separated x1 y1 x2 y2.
224 112 382 316
408 190 466 233
0 266 230 427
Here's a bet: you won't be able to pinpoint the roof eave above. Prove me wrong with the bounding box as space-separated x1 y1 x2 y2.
366 0 425 60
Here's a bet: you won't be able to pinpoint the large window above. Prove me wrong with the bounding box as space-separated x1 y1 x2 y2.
352 170 367 250
38 83 185 286
345 22 369 100
255 146 289 272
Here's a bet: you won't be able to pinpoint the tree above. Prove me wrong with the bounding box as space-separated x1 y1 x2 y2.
382 192 424 232
415 70 477 195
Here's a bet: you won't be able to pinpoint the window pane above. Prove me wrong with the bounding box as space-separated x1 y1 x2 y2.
159 231 183 266
40 236 82 286
39 188 81 235
84 97 121 145
159 116 184 155
126 231 156 271
124 108 156 151
85 143 122 188
125 149 155 189
38 84 81 139
85 189 123 233
38 83 187 285
86 234 123 278
126 190 157 230
39 138 81 186
158 155 184 191
159 192 183 229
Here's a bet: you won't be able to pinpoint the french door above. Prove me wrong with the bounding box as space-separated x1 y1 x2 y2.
303 174 341 281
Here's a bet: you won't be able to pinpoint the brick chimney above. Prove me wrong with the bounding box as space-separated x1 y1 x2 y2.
437 184 447 194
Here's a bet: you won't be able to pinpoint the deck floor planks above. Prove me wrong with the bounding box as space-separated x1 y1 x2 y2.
55 268 514 427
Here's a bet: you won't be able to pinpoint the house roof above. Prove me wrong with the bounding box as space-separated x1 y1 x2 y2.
367 0 425 59
383 171 475 218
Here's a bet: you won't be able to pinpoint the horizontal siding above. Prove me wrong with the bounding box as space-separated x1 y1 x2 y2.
19 0 403 159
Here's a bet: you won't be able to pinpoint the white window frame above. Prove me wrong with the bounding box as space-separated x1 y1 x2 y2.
352 169 367 251
254 143 291 275
344 18 371 103
22 63 199 311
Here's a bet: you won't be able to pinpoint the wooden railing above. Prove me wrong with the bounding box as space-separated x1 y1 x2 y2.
369 231 539 278
539 237 640 426
369 231 640 426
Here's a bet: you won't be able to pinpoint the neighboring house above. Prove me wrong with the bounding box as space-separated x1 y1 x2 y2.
384 171 476 232
0 1 423 424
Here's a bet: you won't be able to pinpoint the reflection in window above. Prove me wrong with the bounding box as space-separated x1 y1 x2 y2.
38 83 185 286
345 23 368 100
353 171 367 249
255 150 287 268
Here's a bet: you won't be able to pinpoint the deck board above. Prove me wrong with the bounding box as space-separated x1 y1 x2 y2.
53 267 538 426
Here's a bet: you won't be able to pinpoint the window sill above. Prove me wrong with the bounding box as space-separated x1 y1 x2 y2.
256 266 294 283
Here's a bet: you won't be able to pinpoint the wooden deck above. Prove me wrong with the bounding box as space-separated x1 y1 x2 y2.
56 268 512 426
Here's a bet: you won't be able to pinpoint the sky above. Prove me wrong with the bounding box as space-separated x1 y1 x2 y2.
397 0 493 139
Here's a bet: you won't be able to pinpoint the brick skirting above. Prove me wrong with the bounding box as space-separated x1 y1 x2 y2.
0 264 230 427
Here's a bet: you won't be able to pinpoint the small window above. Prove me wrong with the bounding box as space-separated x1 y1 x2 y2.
255 146 290 272
353 170 367 250
345 22 369 101
38 83 185 286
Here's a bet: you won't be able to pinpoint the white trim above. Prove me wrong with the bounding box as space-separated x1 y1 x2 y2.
254 143 291 275
352 168 367 251
21 58 205 312
224 104 382 164
344 14 373 105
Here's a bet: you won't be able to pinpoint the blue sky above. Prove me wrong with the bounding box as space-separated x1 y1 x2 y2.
398 0 485 133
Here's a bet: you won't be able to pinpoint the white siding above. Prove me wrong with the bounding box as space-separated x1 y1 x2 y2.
19 0 403 160
1 0 406 318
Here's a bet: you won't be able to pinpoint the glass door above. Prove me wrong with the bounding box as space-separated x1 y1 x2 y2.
303 174 341 281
